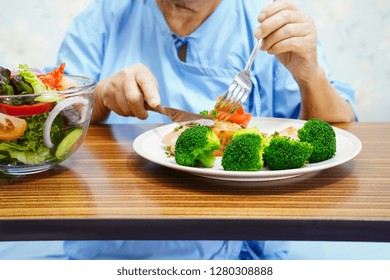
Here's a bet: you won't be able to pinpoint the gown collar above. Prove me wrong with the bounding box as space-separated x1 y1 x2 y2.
150 0 232 42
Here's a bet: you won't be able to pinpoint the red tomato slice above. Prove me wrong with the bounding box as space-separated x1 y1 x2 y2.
0 112 27 141
37 63 65 90
0 102 55 117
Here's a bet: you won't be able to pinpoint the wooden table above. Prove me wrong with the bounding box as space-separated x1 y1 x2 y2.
1 121 390 242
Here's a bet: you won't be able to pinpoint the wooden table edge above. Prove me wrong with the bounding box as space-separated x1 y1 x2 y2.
1 218 389 242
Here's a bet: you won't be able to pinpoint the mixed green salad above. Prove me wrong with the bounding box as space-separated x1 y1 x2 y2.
0 63 91 166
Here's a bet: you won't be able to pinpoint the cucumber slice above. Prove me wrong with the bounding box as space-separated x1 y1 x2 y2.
55 128 83 160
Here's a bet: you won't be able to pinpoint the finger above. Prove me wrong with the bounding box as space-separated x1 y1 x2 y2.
98 78 134 117
258 0 297 23
260 21 313 51
124 75 148 120
266 36 314 56
256 10 308 40
110 100 133 117
134 65 160 108
113 82 135 116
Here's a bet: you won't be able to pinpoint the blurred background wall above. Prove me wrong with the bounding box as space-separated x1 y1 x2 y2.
1 0 389 121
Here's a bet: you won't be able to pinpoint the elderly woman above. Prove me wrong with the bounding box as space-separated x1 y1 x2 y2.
53 0 356 259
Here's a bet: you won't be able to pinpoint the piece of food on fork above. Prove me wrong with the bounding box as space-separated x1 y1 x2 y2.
205 96 252 127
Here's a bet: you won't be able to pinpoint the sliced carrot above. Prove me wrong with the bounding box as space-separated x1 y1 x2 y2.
213 96 252 127
227 111 252 127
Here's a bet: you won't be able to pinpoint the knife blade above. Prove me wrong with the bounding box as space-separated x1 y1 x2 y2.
145 104 215 126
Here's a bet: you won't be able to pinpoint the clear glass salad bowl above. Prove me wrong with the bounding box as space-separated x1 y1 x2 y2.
0 74 95 175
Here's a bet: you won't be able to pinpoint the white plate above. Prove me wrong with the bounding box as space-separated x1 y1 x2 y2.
133 117 362 181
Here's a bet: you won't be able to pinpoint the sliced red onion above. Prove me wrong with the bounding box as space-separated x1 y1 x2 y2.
43 96 89 148
11 68 41 75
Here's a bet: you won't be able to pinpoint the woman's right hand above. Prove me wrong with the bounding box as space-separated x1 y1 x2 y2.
91 63 161 123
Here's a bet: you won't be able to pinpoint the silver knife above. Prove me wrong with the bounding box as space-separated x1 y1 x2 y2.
145 103 215 126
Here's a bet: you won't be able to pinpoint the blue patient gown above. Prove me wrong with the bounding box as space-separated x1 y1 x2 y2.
64 240 288 260
52 0 356 260
58 0 357 125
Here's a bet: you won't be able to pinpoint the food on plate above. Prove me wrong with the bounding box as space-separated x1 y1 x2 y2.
162 124 190 155
162 117 337 172
174 125 220 168
161 96 336 171
164 99 252 156
277 126 298 140
0 63 92 167
208 121 243 156
221 127 264 171
297 118 336 163
263 135 313 170
163 120 243 156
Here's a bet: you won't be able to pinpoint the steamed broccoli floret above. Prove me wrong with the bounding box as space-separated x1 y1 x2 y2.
221 127 264 171
263 136 313 170
174 125 220 168
297 118 336 163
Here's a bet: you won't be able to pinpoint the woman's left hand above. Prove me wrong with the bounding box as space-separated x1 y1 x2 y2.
255 0 318 84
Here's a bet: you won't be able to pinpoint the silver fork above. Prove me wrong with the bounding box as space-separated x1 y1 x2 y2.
214 39 263 121
214 0 274 121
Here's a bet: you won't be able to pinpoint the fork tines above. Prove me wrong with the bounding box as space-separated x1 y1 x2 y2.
214 78 250 121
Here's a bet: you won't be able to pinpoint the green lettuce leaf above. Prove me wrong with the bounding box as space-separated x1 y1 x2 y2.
0 141 50 164
0 66 15 95
18 64 47 93
0 113 64 164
